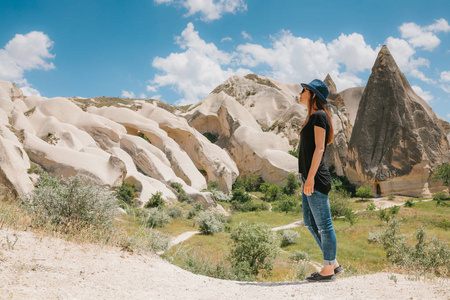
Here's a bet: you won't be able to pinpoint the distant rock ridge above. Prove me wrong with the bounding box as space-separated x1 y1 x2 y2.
346 45 449 196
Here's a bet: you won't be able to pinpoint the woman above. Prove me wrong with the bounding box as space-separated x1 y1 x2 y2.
297 79 343 282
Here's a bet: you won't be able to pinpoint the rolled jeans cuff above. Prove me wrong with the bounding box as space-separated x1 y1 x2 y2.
323 259 336 266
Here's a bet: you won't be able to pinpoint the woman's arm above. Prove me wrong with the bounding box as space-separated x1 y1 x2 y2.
303 125 326 195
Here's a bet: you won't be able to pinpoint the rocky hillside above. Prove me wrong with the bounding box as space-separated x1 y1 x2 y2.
0 46 448 207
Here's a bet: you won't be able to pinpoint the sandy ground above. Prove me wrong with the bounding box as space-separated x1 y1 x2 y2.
0 228 448 300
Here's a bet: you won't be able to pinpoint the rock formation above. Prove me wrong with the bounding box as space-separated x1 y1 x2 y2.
346 45 449 197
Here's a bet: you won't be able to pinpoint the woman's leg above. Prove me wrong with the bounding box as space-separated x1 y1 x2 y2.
307 189 338 275
302 188 323 252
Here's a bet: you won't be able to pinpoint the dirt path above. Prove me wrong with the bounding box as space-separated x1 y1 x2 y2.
0 228 448 300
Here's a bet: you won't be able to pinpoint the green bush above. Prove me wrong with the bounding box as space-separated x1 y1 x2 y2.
232 200 270 212
282 173 299 195
115 181 138 207
431 162 450 187
378 208 391 223
170 182 191 203
356 186 373 200
388 195 395 201
187 209 197 219
142 208 172 228
196 211 225 235
207 181 219 191
366 203 376 211
330 171 356 195
404 199 415 207
261 183 281 202
370 220 450 276
289 250 310 262
166 206 183 218
433 191 449 201
389 205 400 215
280 230 300 247
229 221 280 277
435 219 450 230
272 195 300 213
232 175 265 192
26 174 117 230
212 190 233 202
145 192 165 209
231 188 251 203
329 188 353 221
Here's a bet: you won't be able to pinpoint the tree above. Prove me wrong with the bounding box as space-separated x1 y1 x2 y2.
356 186 373 201
431 162 450 187
229 221 280 277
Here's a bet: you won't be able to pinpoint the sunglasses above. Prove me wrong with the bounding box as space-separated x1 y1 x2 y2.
300 88 309 94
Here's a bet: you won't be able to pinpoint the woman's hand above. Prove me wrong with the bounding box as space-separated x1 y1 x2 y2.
303 177 315 196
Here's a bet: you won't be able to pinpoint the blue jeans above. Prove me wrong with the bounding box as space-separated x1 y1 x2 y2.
301 175 337 266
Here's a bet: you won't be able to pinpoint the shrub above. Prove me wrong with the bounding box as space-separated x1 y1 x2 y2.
280 230 300 247
378 208 391 223
142 208 172 228
389 205 400 215
233 175 265 192
282 173 299 195
187 209 197 219
371 220 450 276
329 188 351 217
404 199 415 207
212 190 233 202
115 181 138 207
289 250 310 262
433 191 449 201
330 172 356 195
232 188 251 203
207 181 219 191
170 182 191 203
166 206 183 218
232 200 270 212
26 174 117 230
145 192 165 209
435 219 450 230
388 195 395 201
356 186 373 200
261 183 281 202
366 203 376 211
431 162 450 187
272 195 300 213
196 211 225 235
229 221 280 277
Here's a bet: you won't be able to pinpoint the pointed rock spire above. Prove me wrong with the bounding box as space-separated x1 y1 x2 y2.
323 74 345 109
347 45 447 183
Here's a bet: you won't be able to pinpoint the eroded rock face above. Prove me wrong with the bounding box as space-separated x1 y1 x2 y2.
346 45 449 196
340 86 365 127
139 103 239 193
184 87 297 185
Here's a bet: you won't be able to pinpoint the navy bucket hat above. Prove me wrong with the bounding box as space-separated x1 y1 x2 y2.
301 79 329 104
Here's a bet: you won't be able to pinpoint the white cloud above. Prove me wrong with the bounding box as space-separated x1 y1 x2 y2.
139 93 147 98
327 33 379 72
146 85 158 92
151 94 162 100
441 71 450 82
237 30 375 91
154 0 247 22
412 85 433 102
399 19 450 51
440 71 450 93
221 36 233 42
0 31 55 89
385 37 434 83
121 90 135 98
151 22 251 105
241 31 252 40
20 86 41 97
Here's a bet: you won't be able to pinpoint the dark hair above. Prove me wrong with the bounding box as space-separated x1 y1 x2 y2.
300 92 334 145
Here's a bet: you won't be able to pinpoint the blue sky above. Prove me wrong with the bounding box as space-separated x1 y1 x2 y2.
1 0 449 120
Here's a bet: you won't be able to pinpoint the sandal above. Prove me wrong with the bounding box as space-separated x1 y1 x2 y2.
334 265 344 276
306 271 335 282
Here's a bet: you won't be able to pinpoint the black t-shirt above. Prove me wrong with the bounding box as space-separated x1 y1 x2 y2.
298 110 332 195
